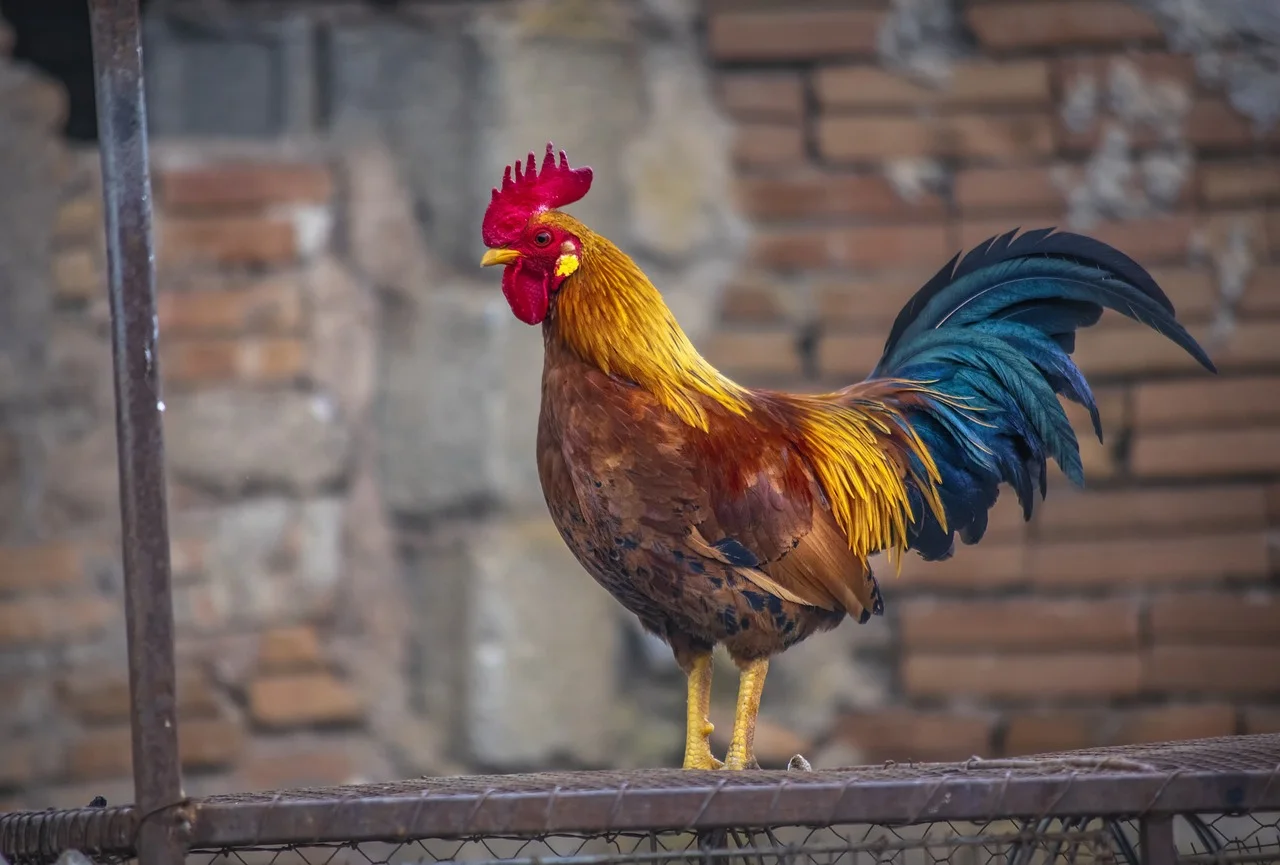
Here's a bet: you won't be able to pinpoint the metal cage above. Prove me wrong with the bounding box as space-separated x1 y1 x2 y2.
2 4 1279 865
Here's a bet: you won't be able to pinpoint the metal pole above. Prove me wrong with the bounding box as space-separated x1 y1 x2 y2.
1140 815 1178 865
85 2 185 865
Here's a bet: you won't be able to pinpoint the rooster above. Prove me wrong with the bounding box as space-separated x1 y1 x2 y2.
479 143 1215 771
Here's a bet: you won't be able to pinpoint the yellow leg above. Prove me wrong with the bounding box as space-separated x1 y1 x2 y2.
724 658 769 770
682 652 724 770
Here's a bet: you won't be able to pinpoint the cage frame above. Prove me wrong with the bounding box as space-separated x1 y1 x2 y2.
2 4 1280 865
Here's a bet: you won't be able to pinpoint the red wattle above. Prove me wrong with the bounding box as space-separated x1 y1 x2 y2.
501 262 549 325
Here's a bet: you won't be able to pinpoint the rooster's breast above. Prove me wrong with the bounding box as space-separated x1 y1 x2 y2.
535 348 845 660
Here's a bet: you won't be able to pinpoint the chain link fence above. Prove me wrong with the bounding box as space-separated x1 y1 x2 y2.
5 737 1280 865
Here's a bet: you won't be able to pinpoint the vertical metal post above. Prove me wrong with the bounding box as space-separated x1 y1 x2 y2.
86 2 185 865
1140 815 1177 865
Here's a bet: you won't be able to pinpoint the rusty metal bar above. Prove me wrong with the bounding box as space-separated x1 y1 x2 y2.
85 3 185 865
1139 815 1177 865
4 734 1280 859
183 764 1280 845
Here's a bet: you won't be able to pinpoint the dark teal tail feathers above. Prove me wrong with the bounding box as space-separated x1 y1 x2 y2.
872 227 1217 563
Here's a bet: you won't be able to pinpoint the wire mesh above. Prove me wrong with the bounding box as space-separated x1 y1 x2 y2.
14 812 1280 865
6 734 1280 865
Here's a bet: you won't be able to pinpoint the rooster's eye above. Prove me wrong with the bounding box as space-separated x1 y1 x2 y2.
533 230 553 247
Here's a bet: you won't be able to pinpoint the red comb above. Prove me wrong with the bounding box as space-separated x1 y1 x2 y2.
482 142 593 247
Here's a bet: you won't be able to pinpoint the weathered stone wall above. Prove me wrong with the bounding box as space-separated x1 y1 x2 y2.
0 139 434 809
4 0 1280 812
0 0 748 807
702 0 1280 763
338 0 748 771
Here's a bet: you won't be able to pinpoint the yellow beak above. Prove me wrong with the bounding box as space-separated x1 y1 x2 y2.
481 248 521 268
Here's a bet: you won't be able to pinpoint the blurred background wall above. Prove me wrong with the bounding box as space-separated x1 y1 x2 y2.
0 0 1278 810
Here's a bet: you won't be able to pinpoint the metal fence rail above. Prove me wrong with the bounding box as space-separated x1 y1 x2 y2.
2 4 1279 865
4 735 1280 865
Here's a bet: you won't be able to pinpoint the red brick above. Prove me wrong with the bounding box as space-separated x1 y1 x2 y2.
161 337 307 385
815 60 1051 110
1117 705 1240 745
967 2 1163 51
1130 427 1280 479
1004 705 1238 756
1058 98 1262 154
180 716 246 770
834 709 996 763
1243 708 1280 734
248 672 365 729
718 72 805 121
818 112 1055 162
1133 375 1280 430
1053 52 1197 93
67 726 131 781
0 736 59 788
1029 531 1271 588
750 228 827 271
963 213 1199 267
1064 97 1264 153
1150 592 1280 645
1143 267 1218 322
0 597 114 647
58 666 221 723
985 491 1032 540
815 272 936 329
52 248 101 301
158 278 303 336
1072 311 1280 379
1265 482 1280 522
157 161 332 212
1186 98 1274 151
239 735 380 791
1004 712 1094 755
1241 265 1280 315
900 598 1139 651
953 166 1065 215
817 332 890 380
159 215 297 267
1072 327 1201 379
751 223 951 271
1143 646 1280 695
721 284 787 324
1199 209 1273 263
890 542 1029 590
66 720 243 778
257 625 325 673
7 72 67 132
903 652 1142 700
736 172 946 222
53 194 102 241
704 328 802 379
708 9 881 61
733 123 806 168
1199 160 1280 206
0 542 85 594
1035 485 1269 538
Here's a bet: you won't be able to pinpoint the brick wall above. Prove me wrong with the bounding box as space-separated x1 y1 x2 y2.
702 0 1280 763
4 0 1280 804
0 146 432 809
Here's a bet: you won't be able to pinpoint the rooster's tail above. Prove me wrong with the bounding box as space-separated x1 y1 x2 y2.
870 228 1216 562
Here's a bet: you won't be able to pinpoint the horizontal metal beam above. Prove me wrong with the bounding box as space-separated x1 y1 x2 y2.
5 735 1279 859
